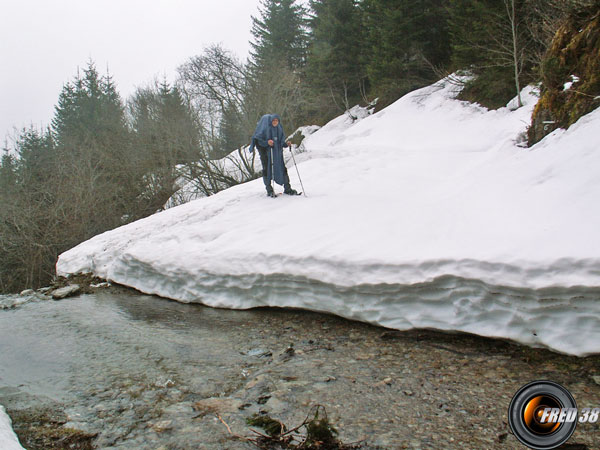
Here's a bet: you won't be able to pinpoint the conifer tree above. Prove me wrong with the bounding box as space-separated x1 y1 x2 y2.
131 80 199 165
306 0 368 114
363 0 451 106
246 0 310 129
448 0 533 108
218 103 247 153
50 62 139 239
249 0 308 75
13 127 55 190
129 80 202 211
52 63 128 160
0 127 57 292
0 147 17 196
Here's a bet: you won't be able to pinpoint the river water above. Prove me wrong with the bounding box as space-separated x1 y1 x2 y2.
1 291 302 448
1 290 600 449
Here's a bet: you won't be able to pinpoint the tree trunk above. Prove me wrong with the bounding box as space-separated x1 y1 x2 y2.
507 0 523 107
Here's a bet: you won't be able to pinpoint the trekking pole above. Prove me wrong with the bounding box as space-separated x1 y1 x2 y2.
289 145 306 196
270 146 274 194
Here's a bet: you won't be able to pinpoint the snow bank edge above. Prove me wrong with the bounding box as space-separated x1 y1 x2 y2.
83 257 600 357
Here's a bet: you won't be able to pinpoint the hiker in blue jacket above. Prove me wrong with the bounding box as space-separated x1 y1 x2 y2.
249 114 299 197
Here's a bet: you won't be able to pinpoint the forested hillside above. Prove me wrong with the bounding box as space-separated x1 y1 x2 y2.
1 0 598 293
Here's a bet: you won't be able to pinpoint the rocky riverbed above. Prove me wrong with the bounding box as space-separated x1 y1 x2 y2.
1 286 599 449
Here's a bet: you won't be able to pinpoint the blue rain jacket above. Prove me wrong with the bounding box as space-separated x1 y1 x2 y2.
249 113 289 186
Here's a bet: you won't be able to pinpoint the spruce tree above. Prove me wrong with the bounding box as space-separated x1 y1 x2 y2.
52 62 130 176
13 127 55 190
448 0 533 108
249 0 308 75
363 0 451 106
0 147 17 196
51 61 137 239
130 80 200 165
246 1 311 135
306 0 368 114
218 103 248 153
129 80 202 211
0 127 57 293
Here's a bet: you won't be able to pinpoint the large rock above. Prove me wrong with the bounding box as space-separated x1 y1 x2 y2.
51 284 81 300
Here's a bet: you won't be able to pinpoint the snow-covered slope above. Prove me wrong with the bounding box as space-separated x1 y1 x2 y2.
57 78 600 356
0 406 24 450
165 124 323 208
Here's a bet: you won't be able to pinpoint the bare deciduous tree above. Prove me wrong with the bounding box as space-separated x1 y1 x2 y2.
174 44 311 205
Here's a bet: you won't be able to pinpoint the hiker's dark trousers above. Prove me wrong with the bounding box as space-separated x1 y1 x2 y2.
255 140 291 193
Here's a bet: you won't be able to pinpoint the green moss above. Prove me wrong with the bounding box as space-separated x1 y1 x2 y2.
529 5 600 145
246 413 286 437
304 407 339 447
541 56 570 90
245 406 370 449
8 408 97 450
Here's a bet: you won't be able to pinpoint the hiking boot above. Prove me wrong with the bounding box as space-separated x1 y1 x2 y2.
284 188 300 196
266 190 277 198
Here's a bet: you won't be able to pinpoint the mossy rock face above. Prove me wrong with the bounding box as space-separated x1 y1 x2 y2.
529 5 600 146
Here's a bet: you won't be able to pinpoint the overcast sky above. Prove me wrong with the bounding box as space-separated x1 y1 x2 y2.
0 0 265 146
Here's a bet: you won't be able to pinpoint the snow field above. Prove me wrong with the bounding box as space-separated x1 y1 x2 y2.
57 77 600 355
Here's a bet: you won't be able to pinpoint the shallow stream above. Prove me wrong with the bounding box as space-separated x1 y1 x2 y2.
1 290 599 449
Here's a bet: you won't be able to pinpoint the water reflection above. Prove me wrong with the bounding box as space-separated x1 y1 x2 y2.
0 291 323 406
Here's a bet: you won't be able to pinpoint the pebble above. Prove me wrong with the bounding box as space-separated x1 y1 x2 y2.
246 348 272 358
374 377 393 387
155 378 175 388
151 420 173 433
